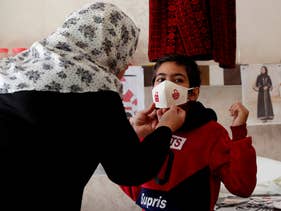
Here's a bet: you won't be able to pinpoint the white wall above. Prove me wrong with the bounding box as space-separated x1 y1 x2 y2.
236 0 281 64
0 0 148 64
1 0 281 65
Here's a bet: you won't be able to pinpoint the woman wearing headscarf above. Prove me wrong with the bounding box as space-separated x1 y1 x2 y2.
0 2 185 211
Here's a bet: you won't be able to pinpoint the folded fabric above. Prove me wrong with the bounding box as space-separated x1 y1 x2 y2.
219 156 281 197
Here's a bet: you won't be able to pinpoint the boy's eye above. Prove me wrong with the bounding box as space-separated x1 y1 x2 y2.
174 78 184 83
156 77 165 83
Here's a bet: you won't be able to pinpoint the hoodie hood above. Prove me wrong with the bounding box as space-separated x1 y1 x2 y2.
179 101 217 132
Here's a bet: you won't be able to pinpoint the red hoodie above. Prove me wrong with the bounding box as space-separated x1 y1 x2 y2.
120 121 256 211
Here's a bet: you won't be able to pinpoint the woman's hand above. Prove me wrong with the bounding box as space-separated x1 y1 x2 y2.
156 105 186 132
130 103 158 138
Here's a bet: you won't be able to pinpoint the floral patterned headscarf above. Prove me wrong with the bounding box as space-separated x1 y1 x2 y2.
0 2 140 94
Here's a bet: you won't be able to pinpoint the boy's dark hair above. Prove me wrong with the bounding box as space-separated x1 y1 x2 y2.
152 54 201 87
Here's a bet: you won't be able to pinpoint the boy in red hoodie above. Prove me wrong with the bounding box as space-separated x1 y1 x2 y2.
121 54 257 211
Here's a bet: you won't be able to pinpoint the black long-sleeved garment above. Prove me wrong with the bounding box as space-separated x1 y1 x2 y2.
0 90 172 211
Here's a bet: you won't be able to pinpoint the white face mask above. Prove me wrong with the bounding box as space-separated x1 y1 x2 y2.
152 80 194 108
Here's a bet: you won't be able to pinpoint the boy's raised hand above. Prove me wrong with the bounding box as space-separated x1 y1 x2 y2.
229 102 249 127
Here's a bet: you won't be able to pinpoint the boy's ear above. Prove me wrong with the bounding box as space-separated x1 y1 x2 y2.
188 87 200 101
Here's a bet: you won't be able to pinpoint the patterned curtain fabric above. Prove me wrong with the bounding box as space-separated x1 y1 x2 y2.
148 0 236 68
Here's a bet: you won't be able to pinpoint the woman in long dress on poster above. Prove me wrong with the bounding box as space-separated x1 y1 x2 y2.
254 66 274 122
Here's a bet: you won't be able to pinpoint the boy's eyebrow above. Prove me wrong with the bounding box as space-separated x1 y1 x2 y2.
155 73 187 77
155 73 166 77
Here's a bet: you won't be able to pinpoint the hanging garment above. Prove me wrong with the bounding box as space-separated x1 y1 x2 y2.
148 0 236 68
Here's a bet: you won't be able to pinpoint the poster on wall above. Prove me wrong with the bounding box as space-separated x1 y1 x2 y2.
121 66 145 118
241 64 281 125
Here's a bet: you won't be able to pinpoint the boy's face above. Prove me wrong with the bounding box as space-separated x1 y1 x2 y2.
154 61 199 101
153 61 200 118
154 62 190 88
